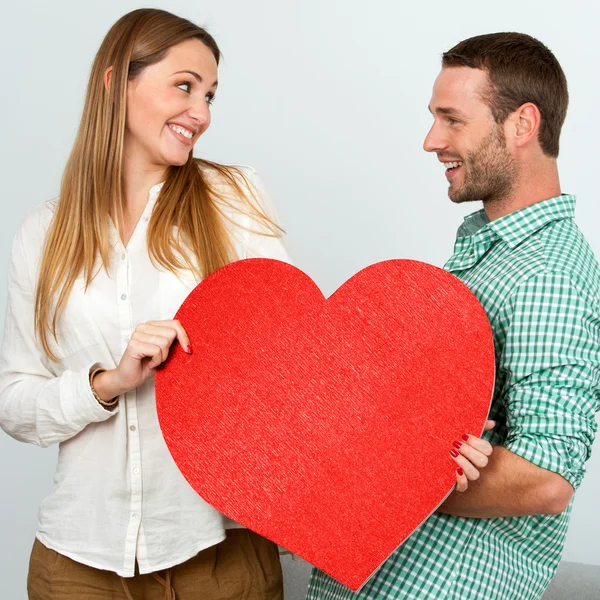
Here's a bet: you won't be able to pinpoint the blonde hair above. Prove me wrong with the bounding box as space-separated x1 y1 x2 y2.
35 8 281 361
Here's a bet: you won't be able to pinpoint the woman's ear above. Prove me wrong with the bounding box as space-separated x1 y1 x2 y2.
104 66 113 93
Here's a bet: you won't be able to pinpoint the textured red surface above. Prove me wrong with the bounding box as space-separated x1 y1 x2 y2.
156 259 495 591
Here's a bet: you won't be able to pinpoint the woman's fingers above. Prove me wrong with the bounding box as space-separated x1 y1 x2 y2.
450 450 481 482
449 428 495 490
451 432 492 467
453 440 489 469
461 433 493 456
455 467 468 492
134 322 176 343
131 333 172 365
144 320 191 354
127 340 163 369
114 320 192 394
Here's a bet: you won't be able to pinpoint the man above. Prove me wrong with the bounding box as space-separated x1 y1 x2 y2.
306 32 600 600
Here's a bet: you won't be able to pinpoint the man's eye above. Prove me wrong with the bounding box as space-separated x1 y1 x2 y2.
448 117 460 125
176 81 191 93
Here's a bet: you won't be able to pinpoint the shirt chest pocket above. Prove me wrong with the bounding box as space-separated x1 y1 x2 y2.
48 278 102 362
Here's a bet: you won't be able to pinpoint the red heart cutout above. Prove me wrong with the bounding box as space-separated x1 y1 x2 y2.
156 259 494 591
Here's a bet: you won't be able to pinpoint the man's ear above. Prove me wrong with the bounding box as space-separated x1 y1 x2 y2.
104 66 113 93
510 102 541 149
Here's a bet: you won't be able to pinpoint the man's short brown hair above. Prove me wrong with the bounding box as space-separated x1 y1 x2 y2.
442 32 568 158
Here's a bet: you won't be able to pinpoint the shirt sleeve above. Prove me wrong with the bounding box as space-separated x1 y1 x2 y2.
0 224 117 448
500 270 600 489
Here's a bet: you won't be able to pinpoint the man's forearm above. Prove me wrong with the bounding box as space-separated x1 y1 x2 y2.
438 446 573 518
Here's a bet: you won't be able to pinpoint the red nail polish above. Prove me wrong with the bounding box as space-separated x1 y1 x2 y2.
186 345 192 354
462 434 470 442
450 449 459 458
453 441 462 449
456 467 464 476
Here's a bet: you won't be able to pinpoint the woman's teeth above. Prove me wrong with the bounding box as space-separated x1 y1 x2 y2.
168 124 193 140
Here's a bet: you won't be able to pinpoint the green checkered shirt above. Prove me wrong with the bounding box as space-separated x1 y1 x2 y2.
306 195 600 600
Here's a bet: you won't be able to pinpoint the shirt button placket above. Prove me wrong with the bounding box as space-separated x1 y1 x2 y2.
117 247 143 573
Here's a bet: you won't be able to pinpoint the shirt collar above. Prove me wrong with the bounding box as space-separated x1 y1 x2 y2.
147 181 165 212
445 194 576 273
459 194 576 249
108 182 166 249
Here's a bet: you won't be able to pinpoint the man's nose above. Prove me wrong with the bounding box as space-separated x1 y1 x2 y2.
423 122 446 153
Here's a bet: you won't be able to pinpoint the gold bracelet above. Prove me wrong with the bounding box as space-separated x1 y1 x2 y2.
90 367 119 409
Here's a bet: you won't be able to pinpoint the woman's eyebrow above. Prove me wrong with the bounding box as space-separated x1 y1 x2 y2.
171 70 218 88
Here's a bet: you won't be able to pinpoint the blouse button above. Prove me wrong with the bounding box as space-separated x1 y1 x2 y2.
121 294 127 301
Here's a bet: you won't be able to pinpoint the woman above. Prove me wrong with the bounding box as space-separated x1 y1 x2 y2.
0 8 289 600
0 8 492 600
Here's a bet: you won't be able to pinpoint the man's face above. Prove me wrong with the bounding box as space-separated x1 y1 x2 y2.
423 67 517 205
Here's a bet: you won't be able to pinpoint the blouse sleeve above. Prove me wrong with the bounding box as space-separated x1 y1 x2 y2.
0 214 117 448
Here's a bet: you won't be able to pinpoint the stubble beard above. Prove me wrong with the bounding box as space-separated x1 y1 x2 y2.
448 125 518 207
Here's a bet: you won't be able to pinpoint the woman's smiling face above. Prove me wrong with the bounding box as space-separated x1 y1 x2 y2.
123 38 218 171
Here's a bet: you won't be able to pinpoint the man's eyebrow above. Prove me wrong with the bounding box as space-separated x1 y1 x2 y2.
171 70 218 88
428 105 467 119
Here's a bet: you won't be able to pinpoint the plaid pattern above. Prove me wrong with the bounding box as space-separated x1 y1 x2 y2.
306 195 600 600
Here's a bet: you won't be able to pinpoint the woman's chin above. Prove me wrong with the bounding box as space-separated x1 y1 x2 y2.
163 151 192 168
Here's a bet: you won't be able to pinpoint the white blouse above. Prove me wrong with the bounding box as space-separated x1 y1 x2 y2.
0 166 291 577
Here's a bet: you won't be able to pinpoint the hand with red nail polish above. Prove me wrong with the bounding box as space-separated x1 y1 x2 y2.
93 319 191 402
452 419 496 492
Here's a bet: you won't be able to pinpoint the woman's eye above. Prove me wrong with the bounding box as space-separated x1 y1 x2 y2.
176 81 191 93
205 94 215 106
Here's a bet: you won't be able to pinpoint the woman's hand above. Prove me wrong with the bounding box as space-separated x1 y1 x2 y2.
452 420 495 492
93 320 191 401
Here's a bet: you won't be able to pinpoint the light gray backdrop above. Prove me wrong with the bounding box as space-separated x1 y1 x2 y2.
1 1 599 599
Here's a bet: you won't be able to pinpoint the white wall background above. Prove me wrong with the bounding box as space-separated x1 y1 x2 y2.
1 1 599 598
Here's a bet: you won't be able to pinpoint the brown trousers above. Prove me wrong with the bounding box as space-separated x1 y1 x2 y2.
27 529 284 600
